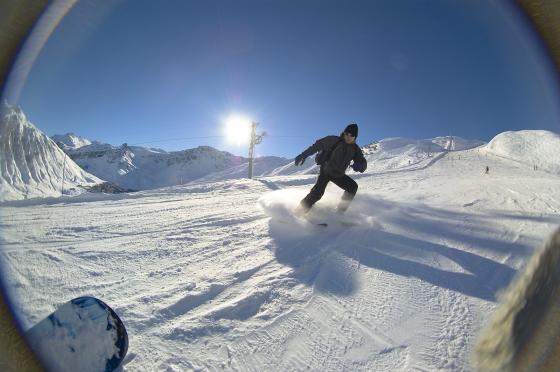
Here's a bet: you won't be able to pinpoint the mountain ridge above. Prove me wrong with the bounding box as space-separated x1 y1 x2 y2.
0 103 101 201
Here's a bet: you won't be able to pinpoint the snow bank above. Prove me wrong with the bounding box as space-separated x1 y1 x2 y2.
484 130 560 175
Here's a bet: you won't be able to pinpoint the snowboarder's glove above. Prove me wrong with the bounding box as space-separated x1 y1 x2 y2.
352 160 367 173
294 153 307 166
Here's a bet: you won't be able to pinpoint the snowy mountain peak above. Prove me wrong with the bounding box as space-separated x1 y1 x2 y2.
65 140 290 190
0 104 101 201
51 133 95 150
1 101 33 130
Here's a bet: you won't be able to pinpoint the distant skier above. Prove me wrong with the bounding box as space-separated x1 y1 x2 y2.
293 123 367 215
485 166 490 174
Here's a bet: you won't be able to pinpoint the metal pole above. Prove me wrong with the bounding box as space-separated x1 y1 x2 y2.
248 122 257 179
61 152 66 196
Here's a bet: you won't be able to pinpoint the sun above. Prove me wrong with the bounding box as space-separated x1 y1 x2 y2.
224 114 252 146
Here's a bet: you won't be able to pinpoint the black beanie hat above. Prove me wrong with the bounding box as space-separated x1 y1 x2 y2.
344 123 358 138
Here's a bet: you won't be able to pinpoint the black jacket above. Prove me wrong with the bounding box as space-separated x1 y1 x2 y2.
302 135 367 177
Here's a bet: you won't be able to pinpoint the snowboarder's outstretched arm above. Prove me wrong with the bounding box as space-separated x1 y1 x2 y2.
351 146 367 173
294 136 339 166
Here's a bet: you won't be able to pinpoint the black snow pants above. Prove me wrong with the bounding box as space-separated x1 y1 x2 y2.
300 169 358 213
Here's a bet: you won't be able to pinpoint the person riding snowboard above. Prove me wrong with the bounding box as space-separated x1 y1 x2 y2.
293 123 367 216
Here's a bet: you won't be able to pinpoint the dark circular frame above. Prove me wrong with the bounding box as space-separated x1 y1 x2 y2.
0 1 559 370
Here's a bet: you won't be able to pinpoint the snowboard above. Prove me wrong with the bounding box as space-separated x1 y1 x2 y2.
307 221 360 228
25 296 128 372
286 214 360 228
314 222 329 227
277 217 327 227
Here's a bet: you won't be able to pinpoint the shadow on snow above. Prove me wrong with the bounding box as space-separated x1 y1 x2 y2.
266 195 556 301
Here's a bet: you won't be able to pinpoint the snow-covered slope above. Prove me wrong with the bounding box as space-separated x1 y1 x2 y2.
483 130 560 175
1 144 559 370
270 136 485 176
360 136 485 173
0 104 101 201
431 136 485 152
61 141 291 190
53 133 485 191
195 156 291 183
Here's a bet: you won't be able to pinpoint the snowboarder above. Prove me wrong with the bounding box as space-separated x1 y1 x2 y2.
293 123 367 216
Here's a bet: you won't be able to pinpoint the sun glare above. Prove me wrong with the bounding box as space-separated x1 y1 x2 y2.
224 115 252 146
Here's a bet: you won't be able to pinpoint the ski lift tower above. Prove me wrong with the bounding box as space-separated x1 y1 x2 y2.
248 122 266 179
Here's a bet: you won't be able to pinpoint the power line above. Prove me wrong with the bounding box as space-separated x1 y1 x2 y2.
266 135 311 138
54 133 315 156
126 135 314 150
130 134 311 145
130 135 225 146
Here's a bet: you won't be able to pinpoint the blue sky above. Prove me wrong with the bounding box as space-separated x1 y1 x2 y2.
17 0 560 158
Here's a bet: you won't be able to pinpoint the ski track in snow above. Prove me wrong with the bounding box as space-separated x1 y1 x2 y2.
1 148 560 371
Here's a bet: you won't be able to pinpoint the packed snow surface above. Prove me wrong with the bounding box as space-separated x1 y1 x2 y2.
2 142 559 370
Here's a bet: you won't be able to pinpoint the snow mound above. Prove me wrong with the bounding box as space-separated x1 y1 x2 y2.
0 103 102 201
484 130 560 175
